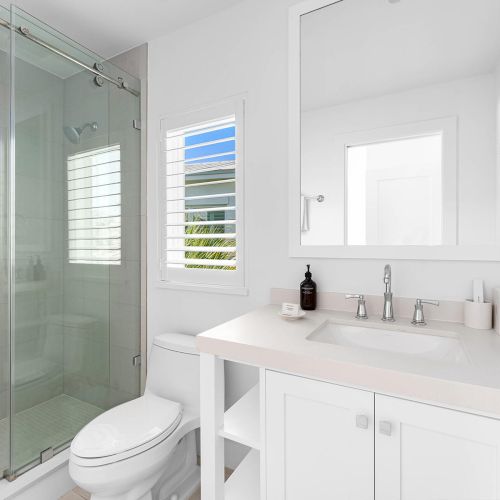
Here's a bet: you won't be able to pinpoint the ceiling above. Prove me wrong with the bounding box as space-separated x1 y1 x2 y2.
0 0 245 58
301 0 500 111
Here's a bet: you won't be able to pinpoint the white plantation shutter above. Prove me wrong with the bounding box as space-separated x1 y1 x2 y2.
160 100 244 287
67 145 121 265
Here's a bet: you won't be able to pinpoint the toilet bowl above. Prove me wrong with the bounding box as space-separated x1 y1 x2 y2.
69 333 200 500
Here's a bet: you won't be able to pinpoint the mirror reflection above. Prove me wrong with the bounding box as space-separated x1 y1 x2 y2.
300 0 500 247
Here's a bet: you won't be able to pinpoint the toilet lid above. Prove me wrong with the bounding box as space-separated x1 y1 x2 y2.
71 394 182 459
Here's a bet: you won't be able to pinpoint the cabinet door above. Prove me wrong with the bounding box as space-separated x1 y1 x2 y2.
375 394 500 500
266 371 374 500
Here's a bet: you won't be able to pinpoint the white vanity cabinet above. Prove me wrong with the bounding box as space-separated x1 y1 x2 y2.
198 304 500 499
375 394 500 500
265 371 375 500
265 371 500 500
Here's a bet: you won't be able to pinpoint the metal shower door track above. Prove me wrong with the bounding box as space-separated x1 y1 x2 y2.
0 17 140 97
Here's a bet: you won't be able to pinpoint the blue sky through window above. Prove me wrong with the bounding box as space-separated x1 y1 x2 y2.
185 125 236 165
185 125 235 146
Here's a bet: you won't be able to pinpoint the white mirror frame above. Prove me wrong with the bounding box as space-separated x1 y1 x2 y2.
288 0 500 261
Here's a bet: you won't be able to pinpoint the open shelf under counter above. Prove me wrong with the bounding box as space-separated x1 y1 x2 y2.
225 449 260 500
219 384 260 449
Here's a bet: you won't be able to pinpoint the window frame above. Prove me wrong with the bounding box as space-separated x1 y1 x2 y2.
158 98 245 292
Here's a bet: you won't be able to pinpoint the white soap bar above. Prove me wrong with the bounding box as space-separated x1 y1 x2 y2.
281 302 300 316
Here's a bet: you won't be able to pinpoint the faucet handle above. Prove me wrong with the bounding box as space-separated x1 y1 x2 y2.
411 298 440 326
419 299 440 306
345 294 368 320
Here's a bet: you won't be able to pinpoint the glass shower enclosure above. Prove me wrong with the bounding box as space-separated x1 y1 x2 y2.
0 5 142 479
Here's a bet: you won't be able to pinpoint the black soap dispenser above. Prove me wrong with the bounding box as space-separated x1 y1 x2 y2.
300 264 317 310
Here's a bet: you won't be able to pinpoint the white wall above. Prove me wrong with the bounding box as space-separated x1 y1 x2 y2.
147 0 500 463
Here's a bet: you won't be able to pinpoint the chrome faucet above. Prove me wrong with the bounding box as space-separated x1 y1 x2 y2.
411 299 439 326
382 264 395 321
345 294 368 320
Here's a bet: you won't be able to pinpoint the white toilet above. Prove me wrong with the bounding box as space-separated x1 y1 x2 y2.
69 333 200 500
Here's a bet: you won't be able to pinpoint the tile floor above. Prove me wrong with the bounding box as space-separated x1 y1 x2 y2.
60 486 201 500
0 394 102 472
60 486 90 500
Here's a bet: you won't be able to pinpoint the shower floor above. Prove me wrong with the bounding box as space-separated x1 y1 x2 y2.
0 394 102 473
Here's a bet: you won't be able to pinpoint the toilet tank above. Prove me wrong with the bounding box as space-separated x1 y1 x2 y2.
145 333 200 413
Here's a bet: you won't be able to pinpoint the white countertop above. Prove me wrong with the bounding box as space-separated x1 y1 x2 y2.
196 305 500 418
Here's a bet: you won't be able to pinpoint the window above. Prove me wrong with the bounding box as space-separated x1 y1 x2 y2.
160 100 244 288
67 145 121 265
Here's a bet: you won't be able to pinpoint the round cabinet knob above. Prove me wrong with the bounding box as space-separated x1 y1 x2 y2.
379 420 392 436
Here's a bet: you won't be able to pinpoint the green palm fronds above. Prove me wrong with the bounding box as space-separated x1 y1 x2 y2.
185 217 236 270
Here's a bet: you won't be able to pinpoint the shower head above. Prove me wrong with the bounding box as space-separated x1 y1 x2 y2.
63 126 80 144
63 121 98 144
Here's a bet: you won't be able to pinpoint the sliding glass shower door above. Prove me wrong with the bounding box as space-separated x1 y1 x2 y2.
0 5 142 479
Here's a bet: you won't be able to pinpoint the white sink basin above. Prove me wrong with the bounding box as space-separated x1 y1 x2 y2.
307 321 469 364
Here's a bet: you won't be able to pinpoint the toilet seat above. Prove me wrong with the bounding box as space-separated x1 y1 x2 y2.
71 394 182 466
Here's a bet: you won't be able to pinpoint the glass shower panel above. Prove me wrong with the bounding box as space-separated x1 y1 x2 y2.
108 82 142 406
9 6 141 476
0 4 11 477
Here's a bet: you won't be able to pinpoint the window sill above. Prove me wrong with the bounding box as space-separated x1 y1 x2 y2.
154 280 249 296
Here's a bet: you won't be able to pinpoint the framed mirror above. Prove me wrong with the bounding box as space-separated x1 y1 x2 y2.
289 0 500 260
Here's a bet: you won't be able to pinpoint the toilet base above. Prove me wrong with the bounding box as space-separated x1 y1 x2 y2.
74 430 200 500
157 466 200 500
152 432 200 500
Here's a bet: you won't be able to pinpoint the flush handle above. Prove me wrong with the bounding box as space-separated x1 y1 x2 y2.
379 420 392 436
356 414 369 429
